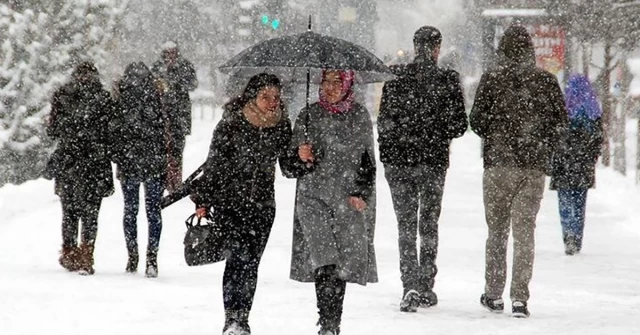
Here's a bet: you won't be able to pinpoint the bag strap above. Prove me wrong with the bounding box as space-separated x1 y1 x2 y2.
184 211 214 229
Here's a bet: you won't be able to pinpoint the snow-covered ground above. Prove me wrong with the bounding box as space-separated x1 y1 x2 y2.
1 110 639 335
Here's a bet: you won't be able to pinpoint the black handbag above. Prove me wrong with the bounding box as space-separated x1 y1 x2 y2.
183 211 226 266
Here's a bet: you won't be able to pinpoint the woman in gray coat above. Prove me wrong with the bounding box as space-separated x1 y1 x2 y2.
290 70 377 335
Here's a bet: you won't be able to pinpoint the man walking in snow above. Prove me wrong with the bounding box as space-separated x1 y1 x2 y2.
151 41 198 192
469 25 568 318
377 26 468 312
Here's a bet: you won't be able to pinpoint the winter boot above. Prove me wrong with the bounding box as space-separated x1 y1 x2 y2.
223 310 250 335
512 301 530 318
318 327 340 335
59 246 81 272
77 243 95 276
399 289 420 312
419 290 438 307
145 249 158 278
480 294 504 313
564 235 579 255
126 250 139 273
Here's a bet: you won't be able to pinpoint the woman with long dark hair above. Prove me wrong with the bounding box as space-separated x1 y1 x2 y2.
191 73 300 335
113 61 167 277
48 61 116 276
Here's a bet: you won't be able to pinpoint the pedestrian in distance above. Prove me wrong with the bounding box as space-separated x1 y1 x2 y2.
550 73 603 256
113 61 168 278
46 61 117 276
151 41 198 192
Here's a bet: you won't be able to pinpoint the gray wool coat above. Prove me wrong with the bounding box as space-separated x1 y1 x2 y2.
289 102 378 286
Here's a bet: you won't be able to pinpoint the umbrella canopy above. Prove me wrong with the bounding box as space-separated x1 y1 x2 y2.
219 31 395 84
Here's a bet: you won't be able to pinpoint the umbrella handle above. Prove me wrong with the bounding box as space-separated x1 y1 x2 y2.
304 67 310 141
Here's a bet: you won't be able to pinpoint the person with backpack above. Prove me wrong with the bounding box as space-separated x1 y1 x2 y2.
113 62 168 277
550 74 603 256
377 26 467 312
469 25 568 318
190 73 301 335
47 61 116 276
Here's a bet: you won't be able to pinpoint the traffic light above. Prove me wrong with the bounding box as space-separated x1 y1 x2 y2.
260 14 280 30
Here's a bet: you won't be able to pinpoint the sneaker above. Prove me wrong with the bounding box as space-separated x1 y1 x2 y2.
480 294 504 313
399 289 420 313
512 301 530 318
419 290 438 307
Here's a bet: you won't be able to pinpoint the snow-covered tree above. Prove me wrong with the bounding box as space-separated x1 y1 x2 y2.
0 1 128 185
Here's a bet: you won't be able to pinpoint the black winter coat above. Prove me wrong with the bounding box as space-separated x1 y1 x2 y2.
470 62 568 174
47 80 116 200
191 106 300 210
114 75 168 181
377 56 468 169
150 57 197 137
551 119 603 190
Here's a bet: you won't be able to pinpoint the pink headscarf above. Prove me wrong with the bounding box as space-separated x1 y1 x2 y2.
318 70 355 114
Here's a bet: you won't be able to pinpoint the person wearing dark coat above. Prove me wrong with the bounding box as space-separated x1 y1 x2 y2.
150 41 198 191
113 61 168 277
377 26 468 312
550 74 603 255
291 70 377 335
46 61 116 276
190 74 300 335
469 25 568 318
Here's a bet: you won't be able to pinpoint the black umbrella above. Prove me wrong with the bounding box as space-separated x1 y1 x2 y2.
218 30 395 84
219 18 394 138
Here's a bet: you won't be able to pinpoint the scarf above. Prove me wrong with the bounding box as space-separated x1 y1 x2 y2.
318 70 355 114
242 102 282 128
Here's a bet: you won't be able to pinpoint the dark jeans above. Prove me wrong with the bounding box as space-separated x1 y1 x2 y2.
384 164 446 294
222 204 275 314
558 188 588 247
121 176 164 254
315 265 347 332
60 193 102 248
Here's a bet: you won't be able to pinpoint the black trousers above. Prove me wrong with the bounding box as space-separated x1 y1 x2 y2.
171 133 186 172
315 265 346 332
60 193 102 248
222 204 275 314
384 164 446 294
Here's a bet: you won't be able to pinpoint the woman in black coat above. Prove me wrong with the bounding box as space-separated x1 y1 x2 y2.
190 73 301 335
551 74 604 255
47 61 116 275
113 62 168 277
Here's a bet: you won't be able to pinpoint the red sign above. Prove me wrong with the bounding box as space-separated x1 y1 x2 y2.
531 24 565 74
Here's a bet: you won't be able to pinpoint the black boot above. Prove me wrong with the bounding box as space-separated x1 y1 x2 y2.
223 310 250 335
126 250 138 273
145 249 158 278
315 266 344 335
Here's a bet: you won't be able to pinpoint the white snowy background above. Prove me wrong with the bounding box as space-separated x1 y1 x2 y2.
2 0 640 334
0 110 639 335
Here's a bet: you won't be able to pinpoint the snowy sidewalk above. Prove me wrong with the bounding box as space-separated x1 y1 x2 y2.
1 119 639 335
